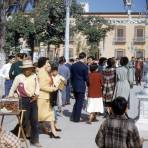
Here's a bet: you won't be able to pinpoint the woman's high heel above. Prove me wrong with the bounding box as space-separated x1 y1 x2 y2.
48 132 61 139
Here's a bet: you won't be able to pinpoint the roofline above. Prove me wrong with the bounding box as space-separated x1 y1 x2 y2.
82 12 142 15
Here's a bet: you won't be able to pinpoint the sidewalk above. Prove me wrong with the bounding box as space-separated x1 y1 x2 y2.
0 84 148 148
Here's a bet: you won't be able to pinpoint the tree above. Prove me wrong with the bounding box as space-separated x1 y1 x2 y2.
5 13 35 52
75 16 113 58
0 0 8 53
5 0 82 58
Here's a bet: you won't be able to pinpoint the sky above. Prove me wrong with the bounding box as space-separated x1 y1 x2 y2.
78 0 147 12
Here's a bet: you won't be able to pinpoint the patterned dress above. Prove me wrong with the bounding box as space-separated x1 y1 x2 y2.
103 67 116 103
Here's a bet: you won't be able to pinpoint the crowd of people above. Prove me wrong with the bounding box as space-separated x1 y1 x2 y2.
0 52 147 148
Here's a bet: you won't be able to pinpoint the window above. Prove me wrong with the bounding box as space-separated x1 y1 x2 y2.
114 27 126 43
117 29 124 37
134 27 145 43
115 49 125 60
135 49 144 58
136 28 144 37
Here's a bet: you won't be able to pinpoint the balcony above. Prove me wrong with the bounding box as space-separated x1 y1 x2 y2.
133 37 145 44
113 37 126 44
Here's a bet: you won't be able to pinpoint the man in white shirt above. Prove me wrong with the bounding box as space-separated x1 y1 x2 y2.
0 55 15 97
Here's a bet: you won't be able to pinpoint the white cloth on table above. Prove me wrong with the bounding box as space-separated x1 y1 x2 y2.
0 129 21 148
87 97 104 113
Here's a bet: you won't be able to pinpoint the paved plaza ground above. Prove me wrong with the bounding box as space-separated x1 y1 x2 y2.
0 84 148 148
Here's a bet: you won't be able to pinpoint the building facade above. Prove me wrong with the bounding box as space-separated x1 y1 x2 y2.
34 12 148 61
82 12 148 59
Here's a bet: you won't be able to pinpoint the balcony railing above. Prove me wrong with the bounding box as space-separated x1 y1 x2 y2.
133 37 145 43
114 37 126 43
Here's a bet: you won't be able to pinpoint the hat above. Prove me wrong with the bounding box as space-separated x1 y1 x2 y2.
19 60 35 69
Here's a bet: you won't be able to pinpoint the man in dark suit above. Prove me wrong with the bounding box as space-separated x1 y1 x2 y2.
70 52 88 122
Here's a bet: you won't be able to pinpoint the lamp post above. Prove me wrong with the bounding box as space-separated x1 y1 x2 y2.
123 0 133 19
64 0 72 62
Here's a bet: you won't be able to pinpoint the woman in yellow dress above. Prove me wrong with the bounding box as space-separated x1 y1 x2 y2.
37 57 60 138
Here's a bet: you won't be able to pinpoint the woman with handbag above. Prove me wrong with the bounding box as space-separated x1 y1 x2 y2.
37 57 60 139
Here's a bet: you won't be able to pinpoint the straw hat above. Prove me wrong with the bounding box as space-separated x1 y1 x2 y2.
19 60 35 69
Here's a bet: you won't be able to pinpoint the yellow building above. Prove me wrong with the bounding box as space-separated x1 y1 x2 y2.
35 12 148 60
81 12 148 59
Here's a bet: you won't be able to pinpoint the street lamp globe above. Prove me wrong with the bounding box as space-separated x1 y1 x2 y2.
123 0 133 19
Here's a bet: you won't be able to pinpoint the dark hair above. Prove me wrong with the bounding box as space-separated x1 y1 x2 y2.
22 53 27 58
90 63 98 72
120 57 129 66
51 65 58 71
79 52 86 59
59 56 66 64
111 97 128 115
87 56 94 60
38 57 49 68
99 57 107 65
70 58 74 63
8 55 15 60
16 53 24 59
107 58 115 68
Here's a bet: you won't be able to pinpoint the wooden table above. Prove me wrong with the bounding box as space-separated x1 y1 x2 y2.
0 110 28 148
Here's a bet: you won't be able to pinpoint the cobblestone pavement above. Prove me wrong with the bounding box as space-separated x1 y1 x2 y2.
1 84 148 148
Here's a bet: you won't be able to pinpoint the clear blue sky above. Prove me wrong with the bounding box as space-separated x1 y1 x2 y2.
77 0 146 12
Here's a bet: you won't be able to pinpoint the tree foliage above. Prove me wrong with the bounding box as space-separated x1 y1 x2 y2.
75 16 113 57
4 0 112 58
5 0 82 53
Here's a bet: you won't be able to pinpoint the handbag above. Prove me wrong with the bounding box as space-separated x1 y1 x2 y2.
50 91 58 107
58 79 66 90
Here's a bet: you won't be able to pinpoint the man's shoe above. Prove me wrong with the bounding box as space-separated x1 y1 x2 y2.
31 142 42 147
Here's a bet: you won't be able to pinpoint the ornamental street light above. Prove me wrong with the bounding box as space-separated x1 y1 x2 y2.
123 0 133 19
64 0 72 62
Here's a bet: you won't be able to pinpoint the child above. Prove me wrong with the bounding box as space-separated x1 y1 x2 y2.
87 63 104 124
8 60 42 147
95 97 142 148
0 126 21 148
50 65 66 114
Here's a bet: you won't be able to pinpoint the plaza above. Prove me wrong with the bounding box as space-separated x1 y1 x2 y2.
1 84 148 148
0 0 148 148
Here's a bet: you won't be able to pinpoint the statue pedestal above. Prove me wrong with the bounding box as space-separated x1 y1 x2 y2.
136 94 148 133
